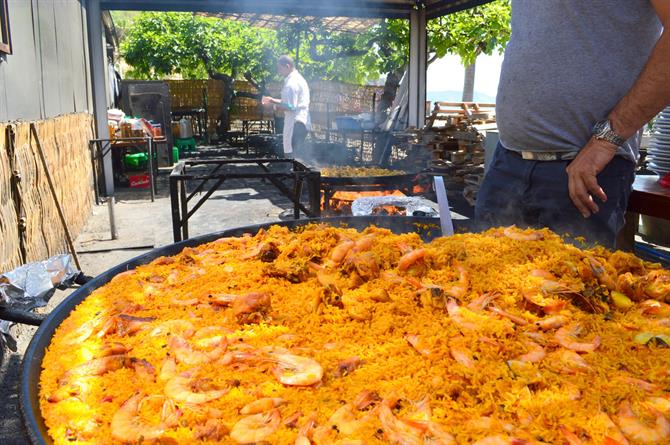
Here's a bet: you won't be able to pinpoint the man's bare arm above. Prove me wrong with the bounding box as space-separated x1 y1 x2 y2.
610 0 670 138
566 1 670 218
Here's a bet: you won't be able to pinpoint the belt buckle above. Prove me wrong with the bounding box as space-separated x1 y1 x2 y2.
521 151 557 161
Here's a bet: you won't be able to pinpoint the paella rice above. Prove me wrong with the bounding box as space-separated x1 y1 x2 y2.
40 225 670 444
320 167 406 178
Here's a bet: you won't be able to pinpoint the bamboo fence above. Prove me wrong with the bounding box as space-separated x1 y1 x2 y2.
0 113 93 273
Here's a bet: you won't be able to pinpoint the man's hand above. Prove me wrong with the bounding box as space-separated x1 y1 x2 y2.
566 138 617 218
261 96 274 106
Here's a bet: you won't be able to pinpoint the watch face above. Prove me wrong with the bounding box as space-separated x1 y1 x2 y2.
593 120 607 135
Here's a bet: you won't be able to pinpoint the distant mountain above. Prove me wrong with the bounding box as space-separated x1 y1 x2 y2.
427 90 496 104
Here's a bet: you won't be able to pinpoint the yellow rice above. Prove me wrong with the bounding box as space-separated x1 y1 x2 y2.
39 225 670 444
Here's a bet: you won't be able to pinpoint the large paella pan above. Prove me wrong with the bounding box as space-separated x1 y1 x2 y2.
21 217 670 444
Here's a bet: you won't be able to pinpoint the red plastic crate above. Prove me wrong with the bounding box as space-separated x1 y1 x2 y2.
129 174 151 189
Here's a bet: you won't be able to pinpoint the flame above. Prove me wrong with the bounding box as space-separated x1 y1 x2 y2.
413 183 431 194
323 190 407 214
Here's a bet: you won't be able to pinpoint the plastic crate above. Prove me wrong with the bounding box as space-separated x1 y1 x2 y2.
129 174 151 188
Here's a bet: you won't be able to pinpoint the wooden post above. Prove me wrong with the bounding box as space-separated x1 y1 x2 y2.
30 123 82 271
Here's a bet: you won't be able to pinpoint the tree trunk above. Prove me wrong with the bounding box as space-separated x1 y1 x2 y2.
217 76 235 138
372 67 405 166
462 58 477 102
377 68 405 117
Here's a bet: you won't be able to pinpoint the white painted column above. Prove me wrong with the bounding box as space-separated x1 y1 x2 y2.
408 7 427 129
85 0 113 194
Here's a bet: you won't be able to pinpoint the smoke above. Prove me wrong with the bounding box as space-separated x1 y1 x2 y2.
295 141 358 169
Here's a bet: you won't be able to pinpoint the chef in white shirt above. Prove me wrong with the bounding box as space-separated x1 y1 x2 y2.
262 55 311 158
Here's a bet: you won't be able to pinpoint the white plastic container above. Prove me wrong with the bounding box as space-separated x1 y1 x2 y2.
178 118 194 138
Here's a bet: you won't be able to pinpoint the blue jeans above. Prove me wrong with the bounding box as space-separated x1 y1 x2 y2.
474 143 635 248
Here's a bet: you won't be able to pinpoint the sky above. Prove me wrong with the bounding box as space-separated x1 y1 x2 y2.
426 53 504 101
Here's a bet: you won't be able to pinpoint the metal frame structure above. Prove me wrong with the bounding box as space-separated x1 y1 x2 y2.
89 137 157 203
86 0 493 194
169 158 321 242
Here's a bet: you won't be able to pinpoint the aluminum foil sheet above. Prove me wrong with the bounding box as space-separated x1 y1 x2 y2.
0 255 79 352
352 196 439 217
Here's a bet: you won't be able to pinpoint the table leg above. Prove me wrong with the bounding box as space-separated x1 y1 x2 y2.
617 211 639 252
147 139 155 202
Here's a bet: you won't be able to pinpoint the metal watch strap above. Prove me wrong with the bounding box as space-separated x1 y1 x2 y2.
593 119 626 146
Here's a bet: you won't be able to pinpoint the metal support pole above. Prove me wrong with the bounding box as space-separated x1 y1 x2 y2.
169 175 181 243
409 8 428 128
85 0 113 195
108 196 118 240
180 180 189 240
147 138 155 202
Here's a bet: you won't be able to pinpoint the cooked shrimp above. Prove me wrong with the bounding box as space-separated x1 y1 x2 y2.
559 426 585 445
550 349 591 374
326 404 366 436
618 376 660 393
334 356 364 377
110 393 168 443
467 292 498 311
229 409 281 444
97 314 155 338
159 357 177 381
61 314 106 345
398 248 427 272
193 418 228 441
267 351 323 386
352 234 376 252
60 354 130 382
378 403 425 445
344 251 380 281
241 241 280 262
329 240 355 265
642 270 670 300
522 279 574 314
47 377 94 403
488 306 528 326
534 315 569 331
450 344 475 369
406 334 433 357
472 435 529 445
164 372 229 404
447 298 488 331
168 335 226 365
149 319 195 338
587 256 617 291
615 400 670 444
192 326 230 349
593 412 630 445
353 390 381 411
645 396 670 415
517 341 546 363
638 299 670 317
443 264 470 299
98 342 130 357
240 397 284 415
555 323 601 352
232 292 272 324
503 226 543 241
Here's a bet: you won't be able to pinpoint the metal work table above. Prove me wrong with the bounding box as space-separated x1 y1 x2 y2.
169 158 321 242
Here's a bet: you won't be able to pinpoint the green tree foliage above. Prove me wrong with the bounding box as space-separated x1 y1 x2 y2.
121 13 279 82
117 2 510 133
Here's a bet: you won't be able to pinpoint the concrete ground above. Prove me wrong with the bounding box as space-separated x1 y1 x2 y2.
0 161 308 443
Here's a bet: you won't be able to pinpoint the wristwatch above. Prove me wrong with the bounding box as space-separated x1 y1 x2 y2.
592 119 626 146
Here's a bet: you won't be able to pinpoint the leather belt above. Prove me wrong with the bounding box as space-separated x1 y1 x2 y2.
516 150 579 161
